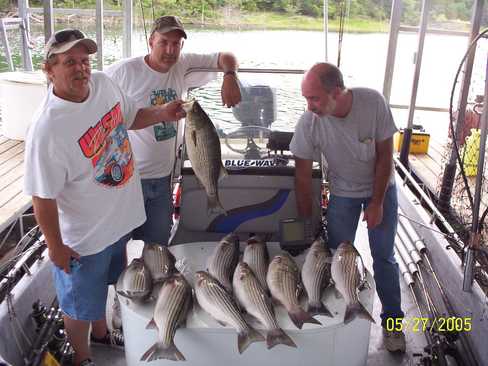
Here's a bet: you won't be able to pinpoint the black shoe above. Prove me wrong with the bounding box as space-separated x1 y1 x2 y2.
90 329 124 349
80 359 96 366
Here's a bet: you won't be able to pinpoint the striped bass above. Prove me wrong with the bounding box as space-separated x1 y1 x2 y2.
331 241 375 324
233 261 296 349
182 100 227 215
115 258 152 301
243 235 269 292
207 232 240 293
301 237 333 317
267 253 321 329
142 243 176 283
140 273 192 362
195 271 264 353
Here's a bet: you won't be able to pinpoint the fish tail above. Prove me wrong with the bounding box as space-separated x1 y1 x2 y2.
266 328 297 349
237 327 265 354
207 195 227 216
307 301 334 318
140 341 186 362
289 307 322 329
344 302 375 324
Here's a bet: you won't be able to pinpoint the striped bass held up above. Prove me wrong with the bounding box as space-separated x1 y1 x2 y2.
207 232 240 293
266 253 322 329
140 272 193 362
233 261 296 349
115 258 152 301
195 271 265 354
182 100 227 215
331 241 375 324
301 237 333 317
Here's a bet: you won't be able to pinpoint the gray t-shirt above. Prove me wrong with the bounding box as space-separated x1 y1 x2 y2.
290 87 397 198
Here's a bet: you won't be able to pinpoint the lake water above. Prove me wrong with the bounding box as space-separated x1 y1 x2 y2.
2 26 486 140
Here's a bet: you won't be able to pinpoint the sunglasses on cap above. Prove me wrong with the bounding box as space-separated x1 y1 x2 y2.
53 29 85 44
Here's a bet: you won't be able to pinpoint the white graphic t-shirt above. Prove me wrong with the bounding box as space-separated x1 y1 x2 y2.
105 53 219 179
24 72 146 256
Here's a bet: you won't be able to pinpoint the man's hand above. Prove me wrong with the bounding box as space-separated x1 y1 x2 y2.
221 74 241 107
362 201 384 229
161 100 186 121
49 244 80 274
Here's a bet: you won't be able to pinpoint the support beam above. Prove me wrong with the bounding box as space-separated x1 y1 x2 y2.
399 0 431 167
96 0 104 70
383 0 402 102
123 0 133 58
43 0 54 44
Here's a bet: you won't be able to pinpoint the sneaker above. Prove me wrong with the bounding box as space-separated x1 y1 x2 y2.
80 359 96 366
111 295 122 330
90 329 124 349
383 328 406 353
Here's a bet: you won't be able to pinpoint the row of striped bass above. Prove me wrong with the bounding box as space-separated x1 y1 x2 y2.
233 262 296 349
182 100 227 215
243 235 269 292
116 243 176 301
140 272 193 362
331 241 375 324
267 253 322 329
195 271 265 354
207 232 240 293
301 237 333 317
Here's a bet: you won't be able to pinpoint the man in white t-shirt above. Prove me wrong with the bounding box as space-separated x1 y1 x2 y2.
106 15 241 246
290 63 406 353
23 29 185 366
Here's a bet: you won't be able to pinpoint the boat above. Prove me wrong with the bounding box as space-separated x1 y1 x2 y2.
0 0 487 365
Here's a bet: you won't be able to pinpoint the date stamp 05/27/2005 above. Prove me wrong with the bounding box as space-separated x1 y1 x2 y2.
385 317 472 333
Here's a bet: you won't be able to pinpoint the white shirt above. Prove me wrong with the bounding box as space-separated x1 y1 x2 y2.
105 53 219 179
290 87 397 198
24 72 146 256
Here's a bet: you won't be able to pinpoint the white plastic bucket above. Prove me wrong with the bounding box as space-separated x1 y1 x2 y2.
0 71 47 140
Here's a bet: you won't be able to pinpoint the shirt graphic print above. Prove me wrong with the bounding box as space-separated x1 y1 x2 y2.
150 88 177 141
78 103 135 187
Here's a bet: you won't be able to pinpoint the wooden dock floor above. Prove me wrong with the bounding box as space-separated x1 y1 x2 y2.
0 135 30 233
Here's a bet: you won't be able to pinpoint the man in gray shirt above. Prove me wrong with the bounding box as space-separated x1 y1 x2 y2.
290 62 405 353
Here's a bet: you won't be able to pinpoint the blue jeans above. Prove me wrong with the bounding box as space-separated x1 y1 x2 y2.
326 185 404 326
132 176 173 245
53 234 130 321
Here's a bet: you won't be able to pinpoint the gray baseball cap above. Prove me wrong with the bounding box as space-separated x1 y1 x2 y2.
151 16 187 39
45 29 97 59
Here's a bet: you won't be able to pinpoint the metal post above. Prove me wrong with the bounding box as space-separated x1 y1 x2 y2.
323 0 328 62
122 0 133 58
96 0 104 70
382 0 402 103
0 20 14 71
43 0 54 43
438 0 484 214
463 54 488 292
16 0 33 70
20 17 33 71
399 0 431 167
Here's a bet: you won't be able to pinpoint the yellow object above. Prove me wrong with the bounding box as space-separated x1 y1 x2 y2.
394 130 430 154
42 351 60 366
462 128 480 177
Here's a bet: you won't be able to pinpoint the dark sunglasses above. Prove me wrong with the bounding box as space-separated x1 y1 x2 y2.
54 29 85 44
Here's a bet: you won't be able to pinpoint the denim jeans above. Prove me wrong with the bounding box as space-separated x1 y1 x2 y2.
132 176 173 245
326 184 404 326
